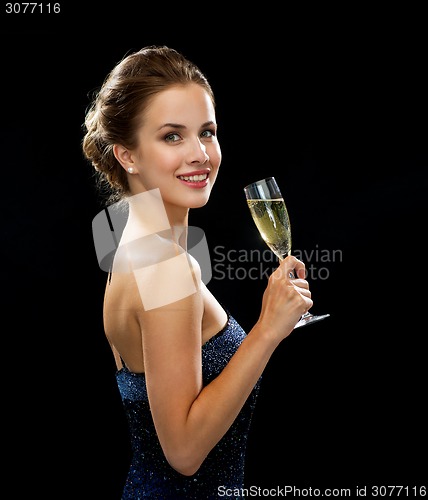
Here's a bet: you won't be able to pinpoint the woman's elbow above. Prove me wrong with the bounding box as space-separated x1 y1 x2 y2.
165 448 205 477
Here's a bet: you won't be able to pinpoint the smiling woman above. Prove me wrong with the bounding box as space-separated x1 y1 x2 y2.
115 83 221 211
82 45 314 498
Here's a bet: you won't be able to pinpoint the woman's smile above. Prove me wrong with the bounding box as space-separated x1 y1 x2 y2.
177 168 211 189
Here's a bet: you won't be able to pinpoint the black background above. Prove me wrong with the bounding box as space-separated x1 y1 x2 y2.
2 4 427 498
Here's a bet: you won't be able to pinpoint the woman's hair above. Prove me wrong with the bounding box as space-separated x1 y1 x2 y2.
82 45 215 205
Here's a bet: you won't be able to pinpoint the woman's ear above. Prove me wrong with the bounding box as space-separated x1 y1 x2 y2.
113 144 136 172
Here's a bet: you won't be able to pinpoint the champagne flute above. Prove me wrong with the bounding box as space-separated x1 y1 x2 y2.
244 176 330 329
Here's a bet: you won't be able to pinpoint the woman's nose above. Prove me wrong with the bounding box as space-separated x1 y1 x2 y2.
187 138 209 164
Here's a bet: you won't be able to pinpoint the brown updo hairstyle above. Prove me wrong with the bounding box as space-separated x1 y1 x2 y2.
82 45 215 205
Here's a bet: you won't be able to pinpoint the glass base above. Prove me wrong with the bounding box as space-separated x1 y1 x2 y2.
294 313 330 329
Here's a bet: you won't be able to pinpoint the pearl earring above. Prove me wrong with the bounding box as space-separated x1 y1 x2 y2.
127 167 134 174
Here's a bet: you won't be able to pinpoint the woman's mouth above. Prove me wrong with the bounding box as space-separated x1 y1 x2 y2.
177 172 209 188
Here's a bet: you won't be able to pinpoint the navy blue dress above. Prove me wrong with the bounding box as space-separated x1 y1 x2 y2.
116 312 261 499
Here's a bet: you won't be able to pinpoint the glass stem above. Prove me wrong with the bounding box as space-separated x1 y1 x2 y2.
279 252 311 318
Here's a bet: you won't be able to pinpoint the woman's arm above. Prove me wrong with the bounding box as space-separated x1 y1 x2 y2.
140 255 312 476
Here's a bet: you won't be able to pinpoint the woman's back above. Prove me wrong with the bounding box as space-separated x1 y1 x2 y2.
116 310 261 499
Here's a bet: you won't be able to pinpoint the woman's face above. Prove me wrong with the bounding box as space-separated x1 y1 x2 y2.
128 83 221 213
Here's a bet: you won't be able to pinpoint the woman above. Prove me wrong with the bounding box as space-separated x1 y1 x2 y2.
82 45 313 499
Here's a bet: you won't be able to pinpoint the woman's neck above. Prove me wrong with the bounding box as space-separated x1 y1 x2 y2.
123 190 189 247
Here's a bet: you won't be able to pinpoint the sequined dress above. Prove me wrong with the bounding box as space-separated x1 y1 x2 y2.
116 312 261 499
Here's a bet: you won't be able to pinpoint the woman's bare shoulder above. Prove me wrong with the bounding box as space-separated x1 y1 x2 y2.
104 270 141 311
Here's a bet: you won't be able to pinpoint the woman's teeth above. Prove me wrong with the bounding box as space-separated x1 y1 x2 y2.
178 174 208 182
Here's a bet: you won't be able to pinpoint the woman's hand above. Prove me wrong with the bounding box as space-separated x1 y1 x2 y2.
257 255 313 344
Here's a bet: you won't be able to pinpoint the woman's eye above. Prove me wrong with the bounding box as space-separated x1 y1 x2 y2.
165 133 181 142
201 130 214 138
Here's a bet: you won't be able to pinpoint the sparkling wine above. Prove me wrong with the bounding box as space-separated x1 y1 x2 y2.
244 177 330 329
247 198 291 259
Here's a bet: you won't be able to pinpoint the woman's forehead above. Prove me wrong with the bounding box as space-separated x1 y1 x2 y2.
144 84 216 126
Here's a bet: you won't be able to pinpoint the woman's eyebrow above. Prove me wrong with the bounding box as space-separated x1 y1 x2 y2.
157 121 215 131
157 123 186 131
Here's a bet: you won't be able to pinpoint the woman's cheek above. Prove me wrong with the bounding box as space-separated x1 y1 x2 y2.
210 143 222 168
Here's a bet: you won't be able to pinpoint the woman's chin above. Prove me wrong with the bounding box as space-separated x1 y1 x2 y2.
188 197 210 209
